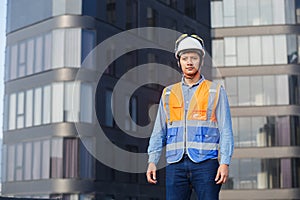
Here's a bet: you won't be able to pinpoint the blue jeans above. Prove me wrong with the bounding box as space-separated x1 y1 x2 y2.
166 155 221 200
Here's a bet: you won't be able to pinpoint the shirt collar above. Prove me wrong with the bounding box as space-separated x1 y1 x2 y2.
181 75 205 87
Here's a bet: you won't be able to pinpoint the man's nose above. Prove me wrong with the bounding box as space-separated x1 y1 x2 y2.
187 58 193 64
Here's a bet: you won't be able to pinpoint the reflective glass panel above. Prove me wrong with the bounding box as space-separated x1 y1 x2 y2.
226 158 299 189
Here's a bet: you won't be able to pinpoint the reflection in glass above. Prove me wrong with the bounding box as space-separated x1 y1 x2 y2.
233 116 299 148
224 158 299 189
211 0 296 28
248 0 260 25
225 75 290 106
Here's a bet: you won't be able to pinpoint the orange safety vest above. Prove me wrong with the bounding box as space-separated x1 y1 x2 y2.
162 80 221 163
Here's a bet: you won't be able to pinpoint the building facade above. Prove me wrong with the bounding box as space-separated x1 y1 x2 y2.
211 0 300 199
2 0 211 199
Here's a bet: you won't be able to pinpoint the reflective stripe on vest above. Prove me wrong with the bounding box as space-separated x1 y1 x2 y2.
163 80 221 163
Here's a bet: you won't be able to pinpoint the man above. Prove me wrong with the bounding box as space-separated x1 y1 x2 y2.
146 34 234 200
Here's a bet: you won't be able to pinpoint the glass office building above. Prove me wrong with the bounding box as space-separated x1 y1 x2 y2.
211 0 300 199
2 0 211 199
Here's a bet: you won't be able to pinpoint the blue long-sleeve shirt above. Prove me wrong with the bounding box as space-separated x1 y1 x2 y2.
147 76 234 165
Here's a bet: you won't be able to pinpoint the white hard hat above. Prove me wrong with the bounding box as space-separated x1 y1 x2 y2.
175 34 205 59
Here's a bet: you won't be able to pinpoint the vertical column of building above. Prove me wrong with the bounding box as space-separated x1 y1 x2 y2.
2 0 97 199
211 0 300 200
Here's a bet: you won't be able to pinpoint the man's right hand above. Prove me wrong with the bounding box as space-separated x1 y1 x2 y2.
146 162 157 184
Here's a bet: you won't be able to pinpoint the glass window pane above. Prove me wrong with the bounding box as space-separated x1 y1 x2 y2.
2 145 7 182
27 39 34 75
9 93 16 130
65 82 80 122
248 0 260 25
274 35 287 64
80 83 93 123
253 117 267 147
43 85 51 124
42 140 50 179
276 75 289 105
64 139 78 178
223 0 235 26
7 145 15 181
287 35 297 64
10 44 18 80
52 29 65 69
276 117 291 146
33 141 41 179
260 0 272 25
225 77 238 106
238 118 251 147
25 89 33 127
236 0 247 26
16 144 23 181
272 0 285 24
34 87 42 126
79 139 94 179
212 40 224 67
238 77 250 105
7 0 52 32
250 76 263 106
249 36 262 65
262 36 274 65
224 37 236 66
263 76 276 105
3 95 9 131
82 30 96 62
225 37 236 55
211 1 223 27
65 29 81 68
24 142 32 180
5 46 10 81
44 33 52 70
237 37 249 65
52 0 82 16
17 92 25 129
285 0 296 24
51 138 63 178
18 42 26 77
35 36 43 73
52 82 64 123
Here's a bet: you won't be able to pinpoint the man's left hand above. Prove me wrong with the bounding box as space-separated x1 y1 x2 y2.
215 164 229 184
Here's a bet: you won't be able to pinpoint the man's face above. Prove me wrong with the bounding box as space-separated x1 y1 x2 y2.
179 52 201 76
